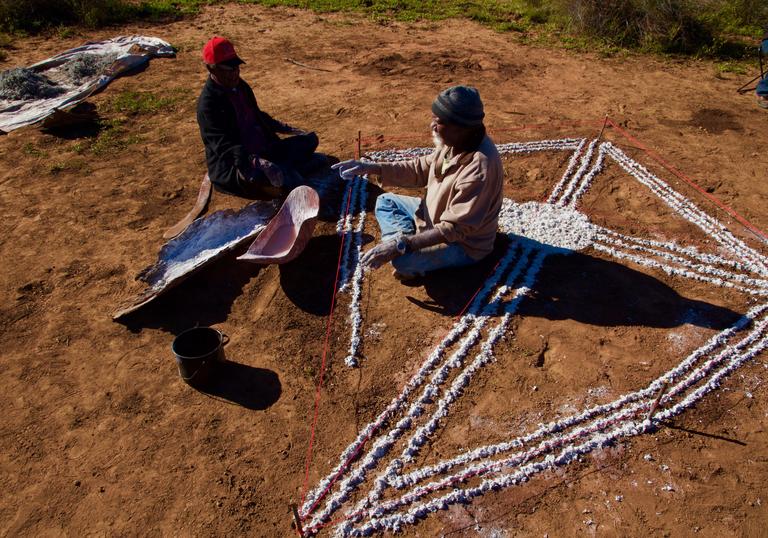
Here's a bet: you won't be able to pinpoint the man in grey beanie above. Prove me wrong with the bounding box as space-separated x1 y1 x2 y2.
333 85 503 280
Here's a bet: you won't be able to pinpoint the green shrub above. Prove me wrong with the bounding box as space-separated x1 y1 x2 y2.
0 0 764 59
90 117 140 156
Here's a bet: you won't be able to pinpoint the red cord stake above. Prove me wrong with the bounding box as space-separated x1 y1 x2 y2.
291 504 305 537
355 130 362 160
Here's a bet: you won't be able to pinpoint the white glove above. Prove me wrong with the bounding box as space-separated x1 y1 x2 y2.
331 159 372 180
360 239 400 270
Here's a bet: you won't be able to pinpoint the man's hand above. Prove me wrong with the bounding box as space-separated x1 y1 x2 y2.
360 240 400 270
257 157 284 187
331 159 381 180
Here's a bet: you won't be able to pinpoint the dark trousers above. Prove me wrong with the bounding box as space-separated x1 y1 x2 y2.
235 132 320 196
265 131 319 172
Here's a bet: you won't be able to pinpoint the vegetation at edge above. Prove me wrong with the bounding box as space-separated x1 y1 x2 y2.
0 0 765 59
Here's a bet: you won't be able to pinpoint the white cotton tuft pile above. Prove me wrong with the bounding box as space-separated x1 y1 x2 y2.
499 199 595 251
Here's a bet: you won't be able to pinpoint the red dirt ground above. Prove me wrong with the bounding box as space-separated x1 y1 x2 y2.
1 4 767 536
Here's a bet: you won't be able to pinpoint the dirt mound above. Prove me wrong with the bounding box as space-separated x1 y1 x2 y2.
354 49 522 82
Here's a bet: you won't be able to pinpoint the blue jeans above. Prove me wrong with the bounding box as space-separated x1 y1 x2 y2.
374 193 476 277
758 77 768 96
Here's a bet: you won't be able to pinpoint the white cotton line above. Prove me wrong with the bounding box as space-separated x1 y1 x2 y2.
603 144 758 263
592 242 768 296
337 176 361 239
300 241 526 518
343 179 369 367
329 248 547 535
595 228 760 274
307 139 768 536
605 144 768 276
335 179 354 234
555 139 598 207
401 250 549 464
337 177 362 289
596 234 768 289
346 311 768 536
655 313 768 410
494 138 583 155
567 144 608 208
300 316 474 517
386 304 767 493
339 176 368 293
608 160 767 276
365 147 433 163
339 176 360 286
656 332 768 422
365 139 584 165
347 410 652 536
355 401 650 529
306 243 532 527
547 138 587 204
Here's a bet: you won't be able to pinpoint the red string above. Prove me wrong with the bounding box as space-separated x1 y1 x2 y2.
605 118 768 243
299 183 355 513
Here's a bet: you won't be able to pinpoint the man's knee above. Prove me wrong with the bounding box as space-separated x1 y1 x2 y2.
301 131 319 153
375 192 399 213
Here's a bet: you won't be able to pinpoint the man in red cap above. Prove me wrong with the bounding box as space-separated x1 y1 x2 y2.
197 36 321 197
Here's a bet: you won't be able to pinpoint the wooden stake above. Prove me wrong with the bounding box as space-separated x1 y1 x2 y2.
354 130 362 160
647 381 669 421
597 115 609 141
284 57 333 72
291 504 305 537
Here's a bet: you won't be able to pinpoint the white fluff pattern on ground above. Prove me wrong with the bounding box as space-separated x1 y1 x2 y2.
301 137 768 536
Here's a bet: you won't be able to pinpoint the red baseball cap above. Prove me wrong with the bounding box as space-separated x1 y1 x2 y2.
202 36 244 65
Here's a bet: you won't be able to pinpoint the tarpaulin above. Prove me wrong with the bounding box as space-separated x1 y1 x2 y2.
0 35 174 133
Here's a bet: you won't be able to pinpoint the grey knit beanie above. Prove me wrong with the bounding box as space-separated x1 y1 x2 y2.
431 85 485 127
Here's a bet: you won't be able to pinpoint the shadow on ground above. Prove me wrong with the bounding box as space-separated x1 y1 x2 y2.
414 235 742 330
197 361 282 410
117 253 264 335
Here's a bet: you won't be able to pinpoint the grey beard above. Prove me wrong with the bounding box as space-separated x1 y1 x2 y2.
432 132 444 150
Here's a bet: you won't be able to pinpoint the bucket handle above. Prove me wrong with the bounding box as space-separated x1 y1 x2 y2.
218 331 230 346
178 361 206 382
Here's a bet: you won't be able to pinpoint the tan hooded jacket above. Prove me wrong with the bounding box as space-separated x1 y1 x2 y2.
380 135 503 259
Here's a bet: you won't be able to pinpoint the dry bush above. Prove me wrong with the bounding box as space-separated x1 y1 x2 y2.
0 0 135 32
555 0 714 53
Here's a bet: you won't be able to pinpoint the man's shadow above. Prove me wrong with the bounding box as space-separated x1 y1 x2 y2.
416 235 743 330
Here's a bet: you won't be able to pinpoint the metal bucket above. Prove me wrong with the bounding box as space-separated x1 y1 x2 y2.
171 327 228 388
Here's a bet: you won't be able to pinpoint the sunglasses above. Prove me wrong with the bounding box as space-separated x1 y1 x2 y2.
217 63 240 72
